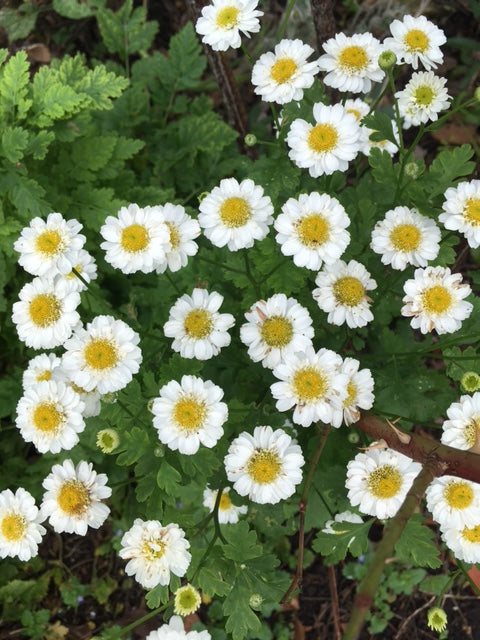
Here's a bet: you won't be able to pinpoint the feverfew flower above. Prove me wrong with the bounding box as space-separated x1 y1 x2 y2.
371 206 441 270
61 249 98 292
396 71 450 129
240 294 314 369
22 353 62 389
155 204 201 273
147 616 211 640
442 394 480 451
62 315 142 394
427 607 448 633
119 519 191 589
426 475 480 529
174 584 202 616
439 180 480 248
164 288 235 360
346 446 422 518
384 15 446 70
312 259 377 328
401 266 473 335
41 459 111 535
362 118 399 157
275 192 350 271
251 38 319 104
224 426 305 504
442 521 480 564
195 0 262 51
152 375 228 454
287 103 362 177
198 178 273 251
340 358 375 426
203 486 247 523
318 31 384 93
344 98 370 123
16 380 85 454
14 212 86 278
0 488 46 561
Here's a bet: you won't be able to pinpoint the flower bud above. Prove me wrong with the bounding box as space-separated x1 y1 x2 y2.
101 392 117 405
348 431 360 444
249 593 263 609
96 428 120 454
174 584 202 616
378 50 397 70
244 133 257 147
154 445 165 457
461 371 480 393
427 607 447 633
404 162 420 179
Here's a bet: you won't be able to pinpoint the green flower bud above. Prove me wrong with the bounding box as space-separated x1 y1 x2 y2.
249 593 263 610
244 133 257 147
154 445 165 457
378 50 397 70
348 431 360 444
427 606 447 633
102 392 117 405
404 162 420 179
174 584 202 616
96 428 120 454
461 371 480 393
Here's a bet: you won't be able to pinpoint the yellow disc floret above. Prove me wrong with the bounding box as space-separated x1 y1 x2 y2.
270 57 297 84
296 214 330 247
404 29 429 53
184 309 213 338
142 536 166 560
247 449 282 484
333 276 365 306
414 85 434 106
465 418 480 448
84 339 119 370
462 524 480 543
216 6 240 29
1 513 27 541
219 197 251 228
443 480 474 510
173 396 207 432
33 402 64 433
29 294 61 327
344 380 358 408
308 124 338 153
120 224 150 253
338 45 369 72
35 230 63 256
464 198 480 226
367 465 402 498
390 223 421 251
166 222 180 249
260 316 293 347
293 367 327 402
57 480 90 516
422 285 452 314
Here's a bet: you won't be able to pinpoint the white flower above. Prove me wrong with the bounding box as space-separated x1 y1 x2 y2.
203 486 248 523
240 293 314 369
401 266 473 335
16 380 85 454
362 118 399 157
0 488 46 561
164 288 235 360
224 425 305 504
442 393 480 451
287 103 362 177
275 192 350 271
62 315 142 394
198 178 273 251
346 446 422 519
318 31 384 93
251 38 319 104
384 15 446 70
52 356 103 418
340 357 375 426
312 259 376 328
152 375 228 454
60 249 98 292
12 277 81 349
195 0 262 51
146 616 211 640
371 206 441 270
439 180 480 249
426 475 480 529
23 353 62 389
441 521 480 564
154 204 201 273
100 203 171 274
271 346 348 428
14 212 86 278
396 71 450 129
119 519 191 589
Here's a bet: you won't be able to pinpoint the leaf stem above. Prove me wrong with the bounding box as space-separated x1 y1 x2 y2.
119 600 171 636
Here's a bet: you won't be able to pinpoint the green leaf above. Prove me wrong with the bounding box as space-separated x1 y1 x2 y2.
7 174 50 218
53 0 95 19
313 519 374 565
116 426 150 466
145 574 181 608
395 514 441 568
0 50 32 120
96 3 157 58
362 111 397 146
158 22 207 91
420 144 475 197
197 566 232 597
1 126 29 163
223 573 262 640
443 346 479 381
223 521 263 562
156 461 182 495
0 5 39 41
77 64 128 110
25 129 55 160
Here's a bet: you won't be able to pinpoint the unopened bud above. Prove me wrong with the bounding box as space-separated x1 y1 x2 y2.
404 162 420 179
102 392 117 405
461 371 480 393
96 428 120 454
249 593 263 610
154 445 165 457
174 584 201 616
348 431 360 444
378 50 397 70
427 607 447 633
244 133 257 147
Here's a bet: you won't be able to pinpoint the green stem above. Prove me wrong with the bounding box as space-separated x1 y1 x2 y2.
72 267 90 289
424 97 476 132
278 0 298 40
241 43 253 65
455 559 480 596
269 103 282 135
387 68 404 153
120 600 171 636
243 250 261 298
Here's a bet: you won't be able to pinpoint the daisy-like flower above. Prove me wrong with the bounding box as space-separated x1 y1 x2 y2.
14 212 86 278
195 0 262 51
61 249 98 292
224 425 305 504
427 607 448 633
439 180 480 249
147 616 211 640
40 459 111 535
318 31 385 93
339 357 375 426
100 203 171 274
312 259 377 328
0 488 46 561
62 315 142 394
442 393 480 451
270 346 348 428
203 486 248 523
174 584 202 617
152 375 228 455
12 277 81 349
362 118 399 157
396 71 450 129
22 353 62 389
164 288 235 360
240 293 314 369
286 103 362 177
16 380 85 454
344 98 370 122
371 206 441 271
251 38 319 104
383 15 446 70
275 192 350 271
154 204 201 273
346 446 422 519
198 178 273 251
426 475 480 529
441 520 480 564
401 266 473 335
119 519 191 589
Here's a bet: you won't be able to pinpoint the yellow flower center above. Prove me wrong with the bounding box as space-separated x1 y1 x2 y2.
296 213 330 247
462 524 480 544
65 264 82 279
35 230 63 256
464 198 480 226
247 450 282 484
166 222 180 249
308 124 338 153
465 418 480 448
422 285 452 314
120 224 150 253
219 492 233 510
270 57 297 84
84 338 119 370
404 29 430 53
32 402 64 433
414 85 434 106
175 585 201 615
367 465 402 499
443 480 474 510
29 294 61 327
333 276 365 307
390 223 421 251
347 108 362 121
216 5 240 28
260 316 293 347
219 197 251 228
71 382 87 394
184 309 213 339
36 370 52 382
1 513 27 542
57 480 90 516
173 396 207 431
344 380 358 408
293 367 327 402
142 538 166 560
338 45 369 71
